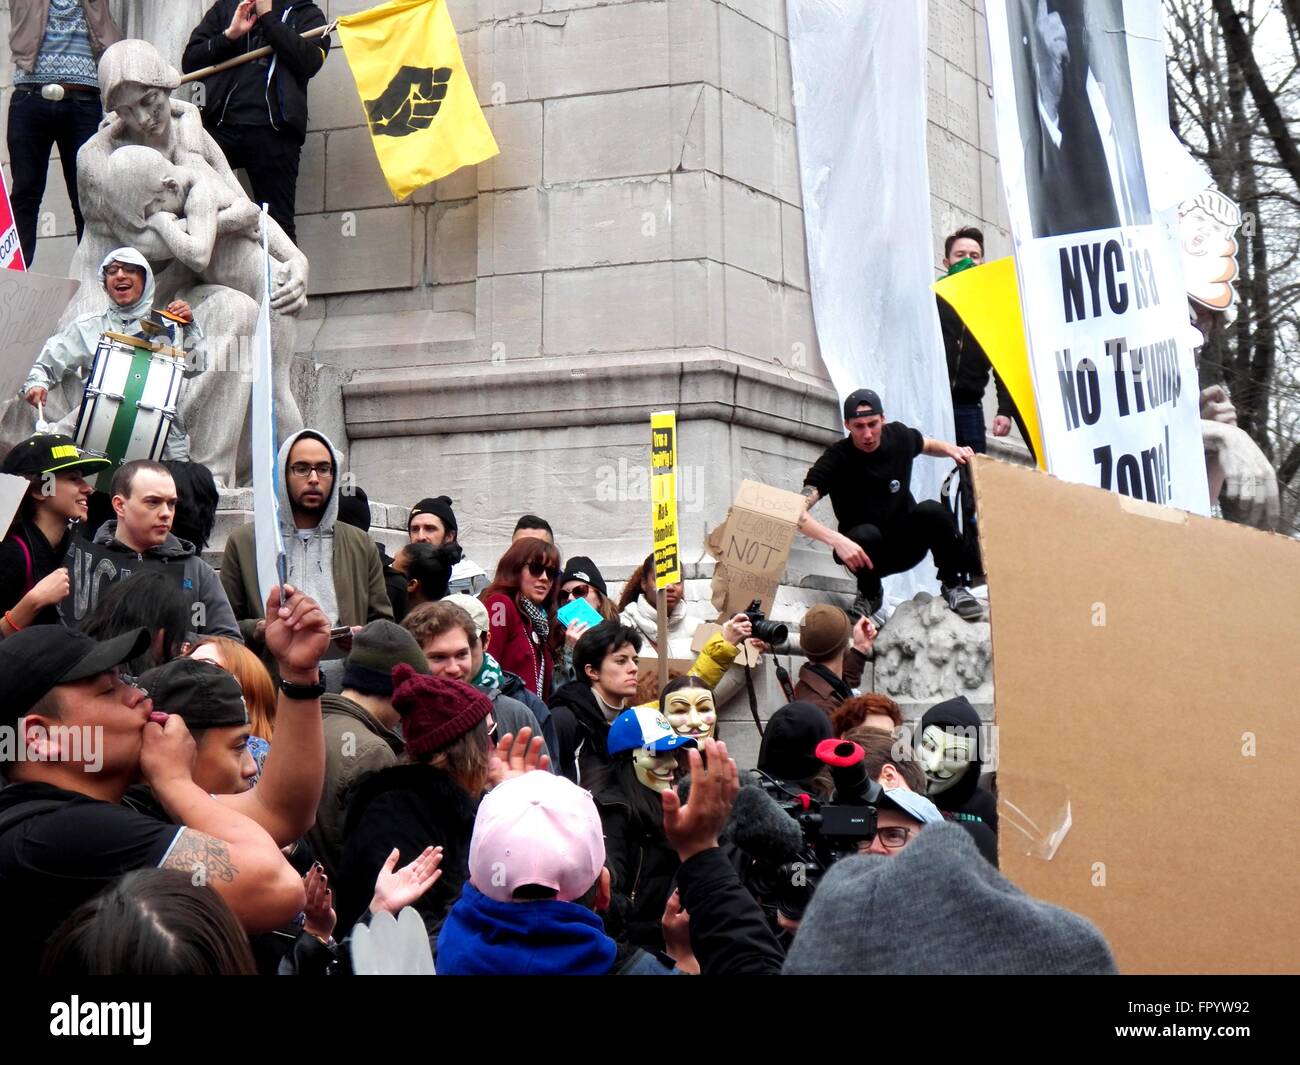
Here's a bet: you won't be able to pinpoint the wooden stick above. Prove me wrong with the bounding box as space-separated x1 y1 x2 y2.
178 20 337 84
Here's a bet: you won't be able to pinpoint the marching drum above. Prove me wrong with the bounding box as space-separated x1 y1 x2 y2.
73 331 186 492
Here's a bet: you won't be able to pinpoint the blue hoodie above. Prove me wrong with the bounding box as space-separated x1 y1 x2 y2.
436 883 618 976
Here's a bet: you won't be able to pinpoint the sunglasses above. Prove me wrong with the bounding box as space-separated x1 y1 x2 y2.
559 584 590 603
525 561 560 581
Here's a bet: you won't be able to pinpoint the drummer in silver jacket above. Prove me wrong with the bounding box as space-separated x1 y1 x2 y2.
21 246 202 458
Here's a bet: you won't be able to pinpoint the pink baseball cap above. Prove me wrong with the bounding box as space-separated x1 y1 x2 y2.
469 772 606 903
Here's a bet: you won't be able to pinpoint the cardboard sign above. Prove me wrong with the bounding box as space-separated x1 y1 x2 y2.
972 454 1300 974
0 270 82 404
650 410 680 588
0 473 27 540
706 480 805 619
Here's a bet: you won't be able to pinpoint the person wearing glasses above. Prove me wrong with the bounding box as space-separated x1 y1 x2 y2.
220 429 392 667
551 556 619 687
480 536 562 701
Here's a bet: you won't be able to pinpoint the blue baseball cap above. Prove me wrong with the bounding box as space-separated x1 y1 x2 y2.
607 707 698 757
879 786 945 825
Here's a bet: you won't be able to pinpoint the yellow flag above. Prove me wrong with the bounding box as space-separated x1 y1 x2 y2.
337 0 499 200
932 256 1046 469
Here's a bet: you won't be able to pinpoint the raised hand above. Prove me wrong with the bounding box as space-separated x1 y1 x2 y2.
263 584 330 684
487 726 550 787
661 738 740 862
370 846 443 915
224 0 258 39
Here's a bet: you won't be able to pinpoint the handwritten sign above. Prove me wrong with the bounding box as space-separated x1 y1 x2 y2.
650 409 680 589
706 480 805 618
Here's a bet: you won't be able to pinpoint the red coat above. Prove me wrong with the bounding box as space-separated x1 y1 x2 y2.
482 593 553 699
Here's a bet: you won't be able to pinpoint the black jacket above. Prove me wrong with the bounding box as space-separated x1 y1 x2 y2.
182 0 328 145
377 543 408 622
937 295 1015 415
0 519 73 625
335 763 477 955
592 772 678 954
676 848 784 975
547 680 614 785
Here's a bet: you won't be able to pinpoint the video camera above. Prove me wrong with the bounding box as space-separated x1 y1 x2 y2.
746 739 881 922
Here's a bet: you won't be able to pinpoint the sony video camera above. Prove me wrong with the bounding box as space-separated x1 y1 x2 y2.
745 739 881 922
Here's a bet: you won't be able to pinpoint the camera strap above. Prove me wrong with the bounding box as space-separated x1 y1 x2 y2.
744 664 764 736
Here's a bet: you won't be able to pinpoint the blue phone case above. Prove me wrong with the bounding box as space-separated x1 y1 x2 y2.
557 596 604 630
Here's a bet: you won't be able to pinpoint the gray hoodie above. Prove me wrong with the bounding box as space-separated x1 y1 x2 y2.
90 521 241 640
277 428 341 624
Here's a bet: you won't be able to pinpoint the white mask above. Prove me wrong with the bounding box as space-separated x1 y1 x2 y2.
920 724 974 796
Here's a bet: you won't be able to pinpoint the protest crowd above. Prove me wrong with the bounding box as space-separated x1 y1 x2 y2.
0 2 1130 979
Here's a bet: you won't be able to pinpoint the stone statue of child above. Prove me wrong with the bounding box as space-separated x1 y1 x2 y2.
104 144 265 303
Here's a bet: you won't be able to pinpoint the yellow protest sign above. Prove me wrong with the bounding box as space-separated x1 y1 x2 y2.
932 256 1046 469
650 410 680 588
337 0 499 200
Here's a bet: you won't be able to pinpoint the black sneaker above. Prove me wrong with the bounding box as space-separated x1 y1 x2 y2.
849 592 887 630
941 583 986 622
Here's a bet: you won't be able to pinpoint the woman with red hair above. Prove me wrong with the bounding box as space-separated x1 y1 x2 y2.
480 537 561 699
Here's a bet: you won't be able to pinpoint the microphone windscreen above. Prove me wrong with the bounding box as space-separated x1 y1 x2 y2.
730 782 804 864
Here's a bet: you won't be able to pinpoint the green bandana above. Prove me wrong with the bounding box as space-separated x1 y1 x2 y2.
474 651 505 693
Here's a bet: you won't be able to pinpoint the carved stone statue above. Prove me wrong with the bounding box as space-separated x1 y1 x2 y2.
872 592 993 724
19 39 309 488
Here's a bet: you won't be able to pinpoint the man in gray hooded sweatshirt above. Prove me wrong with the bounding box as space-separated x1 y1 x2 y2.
221 428 392 663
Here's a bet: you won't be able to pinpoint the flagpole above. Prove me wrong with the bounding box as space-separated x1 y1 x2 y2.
178 20 338 84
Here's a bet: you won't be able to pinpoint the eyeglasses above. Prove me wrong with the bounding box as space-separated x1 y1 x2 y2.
559 584 590 603
875 826 913 849
288 462 334 479
525 561 560 581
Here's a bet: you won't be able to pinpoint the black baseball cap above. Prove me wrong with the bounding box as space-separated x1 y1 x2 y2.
138 658 249 730
0 433 111 479
0 625 151 719
843 390 884 421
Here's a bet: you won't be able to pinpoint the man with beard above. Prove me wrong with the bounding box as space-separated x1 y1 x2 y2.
220 429 391 675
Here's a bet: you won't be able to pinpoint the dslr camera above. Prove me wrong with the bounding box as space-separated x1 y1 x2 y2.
743 599 788 646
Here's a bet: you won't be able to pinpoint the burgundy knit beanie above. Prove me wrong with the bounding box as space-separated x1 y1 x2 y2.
391 665 493 759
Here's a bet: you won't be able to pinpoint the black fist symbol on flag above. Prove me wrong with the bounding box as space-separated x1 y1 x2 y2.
365 66 454 137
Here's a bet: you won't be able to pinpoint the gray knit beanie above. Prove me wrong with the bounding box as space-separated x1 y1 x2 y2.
782 821 1117 975
342 621 429 696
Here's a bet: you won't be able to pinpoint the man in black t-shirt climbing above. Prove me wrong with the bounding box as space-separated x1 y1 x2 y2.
798 389 985 624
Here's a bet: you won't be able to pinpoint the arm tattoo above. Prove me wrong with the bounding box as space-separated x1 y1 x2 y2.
161 830 239 883
799 485 820 525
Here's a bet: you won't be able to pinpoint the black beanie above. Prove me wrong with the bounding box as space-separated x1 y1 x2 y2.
757 702 833 783
409 495 458 535
337 486 371 531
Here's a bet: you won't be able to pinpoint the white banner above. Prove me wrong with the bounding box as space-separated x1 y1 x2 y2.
251 207 286 605
787 1 952 598
985 0 1209 513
